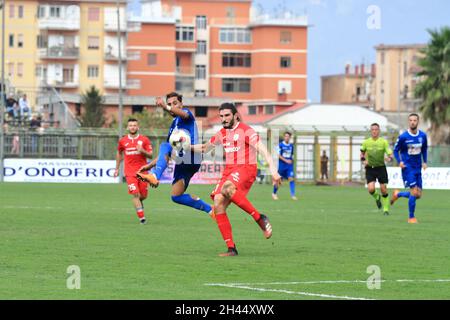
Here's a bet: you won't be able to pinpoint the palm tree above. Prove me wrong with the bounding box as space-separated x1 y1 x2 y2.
415 27 450 145
80 86 105 128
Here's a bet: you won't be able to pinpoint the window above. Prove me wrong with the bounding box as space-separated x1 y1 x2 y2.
219 28 251 44
63 66 74 83
222 53 251 67
265 105 274 115
176 26 194 42
248 106 257 115
17 63 23 77
196 16 207 29
88 8 100 21
403 61 408 77
87 65 99 78
18 6 24 18
197 41 207 54
147 53 157 66
9 5 14 18
280 31 292 44
9 34 14 48
88 36 99 50
195 107 208 117
37 35 47 48
195 90 206 97
8 63 14 77
50 6 61 18
222 78 251 93
18 34 24 48
195 65 206 80
280 57 291 68
380 52 385 65
132 105 144 114
37 6 45 18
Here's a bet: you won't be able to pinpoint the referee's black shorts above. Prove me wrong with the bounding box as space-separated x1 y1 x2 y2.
365 165 389 184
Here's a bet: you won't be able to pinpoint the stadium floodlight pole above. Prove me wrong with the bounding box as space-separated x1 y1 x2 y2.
116 0 124 182
0 0 6 182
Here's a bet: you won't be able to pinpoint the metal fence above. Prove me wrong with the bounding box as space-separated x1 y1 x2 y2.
3 128 449 182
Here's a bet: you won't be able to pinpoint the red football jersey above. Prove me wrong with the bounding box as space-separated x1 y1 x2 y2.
209 122 259 169
117 134 152 177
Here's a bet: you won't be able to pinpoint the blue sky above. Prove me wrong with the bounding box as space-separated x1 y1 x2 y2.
130 0 450 102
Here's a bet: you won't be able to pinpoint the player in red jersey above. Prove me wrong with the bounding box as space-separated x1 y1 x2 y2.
192 103 281 256
114 118 153 224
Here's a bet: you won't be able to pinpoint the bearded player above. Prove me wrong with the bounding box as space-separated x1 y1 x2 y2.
114 118 153 224
192 103 281 256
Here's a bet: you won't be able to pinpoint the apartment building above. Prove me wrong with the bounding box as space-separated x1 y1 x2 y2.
127 0 308 109
375 44 425 113
1 0 127 98
321 64 376 108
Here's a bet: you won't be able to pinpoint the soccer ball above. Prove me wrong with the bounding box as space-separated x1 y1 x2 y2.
169 129 191 152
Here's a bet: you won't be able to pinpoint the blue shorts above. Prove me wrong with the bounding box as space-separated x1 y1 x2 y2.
173 163 201 191
278 164 295 179
402 168 422 189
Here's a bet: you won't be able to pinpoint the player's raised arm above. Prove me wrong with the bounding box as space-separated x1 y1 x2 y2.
156 96 190 120
191 141 214 154
255 140 281 186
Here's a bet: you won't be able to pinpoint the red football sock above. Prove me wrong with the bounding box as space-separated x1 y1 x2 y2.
136 208 145 219
231 191 261 221
215 213 235 248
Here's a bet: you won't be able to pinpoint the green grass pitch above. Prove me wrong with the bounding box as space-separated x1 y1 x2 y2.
1 182 450 299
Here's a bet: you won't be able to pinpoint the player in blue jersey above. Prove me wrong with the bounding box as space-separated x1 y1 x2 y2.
391 113 428 224
137 92 214 219
272 132 297 200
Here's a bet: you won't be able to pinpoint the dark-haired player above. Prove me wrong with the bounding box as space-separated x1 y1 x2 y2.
115 118 153 224
192 103 281 256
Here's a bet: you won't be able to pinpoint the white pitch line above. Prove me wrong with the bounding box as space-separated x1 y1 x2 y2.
206 279 450 286
205 283 373 300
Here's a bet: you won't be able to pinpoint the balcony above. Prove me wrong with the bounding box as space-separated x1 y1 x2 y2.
39 47 79 60
40 79 79 88
104 51 127 61
38 18 80 31
104 20 127 32
104 79 140 89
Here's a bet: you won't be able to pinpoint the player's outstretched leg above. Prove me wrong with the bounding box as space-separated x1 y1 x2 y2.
138 142 172 187
229 187 273 239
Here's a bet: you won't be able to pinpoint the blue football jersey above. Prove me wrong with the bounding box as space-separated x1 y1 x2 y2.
167 107 200 164
278 142 294 167
393 130 428 168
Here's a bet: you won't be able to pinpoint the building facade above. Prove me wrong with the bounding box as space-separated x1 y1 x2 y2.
375 44 425 113
127 0 308 103
321 64 376 107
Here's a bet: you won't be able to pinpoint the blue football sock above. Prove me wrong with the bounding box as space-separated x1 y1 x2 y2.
151 142 172 180
398 191 410 198
408 195 416 219
273 185 278 194
171 194 212 214
289 180 296 197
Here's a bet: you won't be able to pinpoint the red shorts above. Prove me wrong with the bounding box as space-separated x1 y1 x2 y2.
125 176 148 198
210 166 257 200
